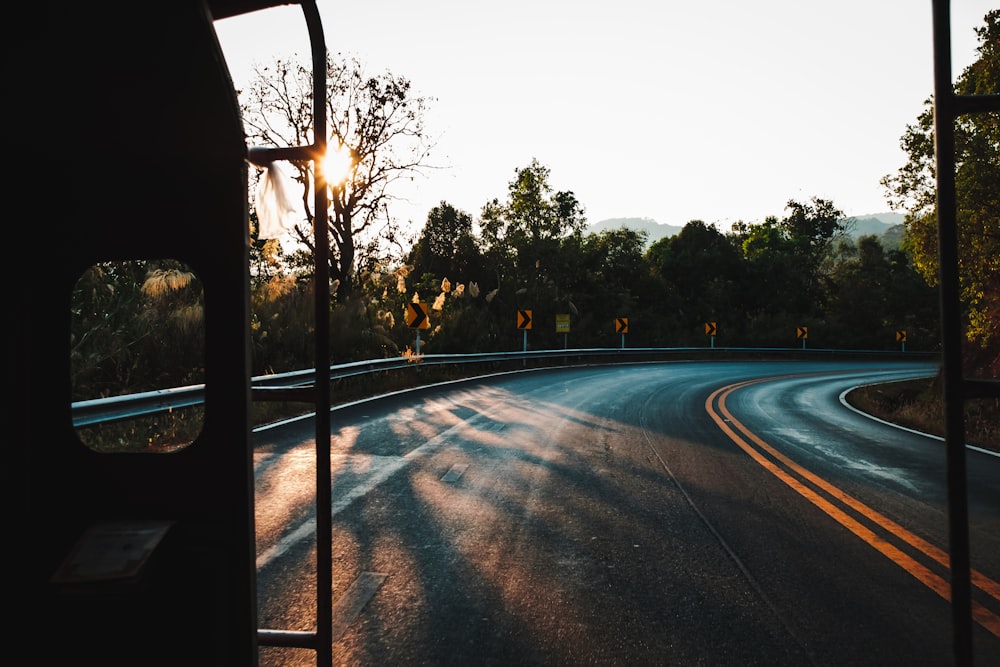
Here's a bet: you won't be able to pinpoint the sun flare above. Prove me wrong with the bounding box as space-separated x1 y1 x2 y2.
322 142 354 187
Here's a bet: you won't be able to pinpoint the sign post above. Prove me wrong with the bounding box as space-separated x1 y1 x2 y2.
406 302 430 353
797 325 808 349
556 313 571 348
517 309 531 366
896 329 907 352
615 318 628 348
705 321 717 349
517 309 532 354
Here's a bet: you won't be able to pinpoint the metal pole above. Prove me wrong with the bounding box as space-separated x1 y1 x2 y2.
302 3 333 665
931 2 973 662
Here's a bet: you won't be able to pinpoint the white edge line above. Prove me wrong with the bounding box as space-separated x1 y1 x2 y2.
839 377 999 459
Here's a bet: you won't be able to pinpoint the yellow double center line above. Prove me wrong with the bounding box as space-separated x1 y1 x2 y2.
705 378 1000 638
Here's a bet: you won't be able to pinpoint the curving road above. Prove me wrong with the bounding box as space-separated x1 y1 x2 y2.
252 359 1000 666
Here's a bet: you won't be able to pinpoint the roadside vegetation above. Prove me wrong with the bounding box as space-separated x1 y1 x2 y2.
70 12 998 452
847 377 999 453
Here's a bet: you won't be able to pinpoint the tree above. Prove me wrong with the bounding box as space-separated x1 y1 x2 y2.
732 197 845 317
408 201 484 287
476 158 587 345
827 236 894 347
648 221 745 328
546 227 647 347
240 55 436 299
479 158 587 281
578 227 648 293
781 197 847 271
881 10 1000 371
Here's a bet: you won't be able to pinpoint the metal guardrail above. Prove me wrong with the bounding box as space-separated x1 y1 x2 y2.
71 346 937 427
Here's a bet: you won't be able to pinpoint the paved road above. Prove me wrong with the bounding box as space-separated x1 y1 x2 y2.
252 359 1000 666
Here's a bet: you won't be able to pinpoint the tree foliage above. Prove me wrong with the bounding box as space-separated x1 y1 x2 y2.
71 260 205 400
408 201 484 288
240 54 436 299
479 158 587 279
648 220 745 331
729 198 847 333
71 38 966 401
881 10 1000 372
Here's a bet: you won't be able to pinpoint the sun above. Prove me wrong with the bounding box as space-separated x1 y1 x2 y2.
321 141 354 187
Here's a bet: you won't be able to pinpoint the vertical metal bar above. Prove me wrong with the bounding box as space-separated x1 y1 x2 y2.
930 1 973 663
301 3 333 666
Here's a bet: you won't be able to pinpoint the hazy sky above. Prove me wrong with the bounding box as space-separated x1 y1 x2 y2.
214 1 992 234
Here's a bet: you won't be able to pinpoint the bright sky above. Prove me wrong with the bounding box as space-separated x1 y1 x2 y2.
214 0 992 234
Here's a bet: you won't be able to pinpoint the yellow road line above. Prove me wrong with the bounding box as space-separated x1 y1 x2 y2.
705 379 1000 638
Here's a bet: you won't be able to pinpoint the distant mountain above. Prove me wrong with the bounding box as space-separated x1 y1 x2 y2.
585 217 682 247
587 212 906 249
844 212 905 238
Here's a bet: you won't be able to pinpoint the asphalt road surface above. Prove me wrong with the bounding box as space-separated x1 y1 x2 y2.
251 359 1000 666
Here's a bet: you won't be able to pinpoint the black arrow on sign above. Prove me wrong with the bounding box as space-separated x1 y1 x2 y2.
408 302 428 329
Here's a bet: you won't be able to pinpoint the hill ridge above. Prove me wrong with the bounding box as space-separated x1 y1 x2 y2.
585 212 904 247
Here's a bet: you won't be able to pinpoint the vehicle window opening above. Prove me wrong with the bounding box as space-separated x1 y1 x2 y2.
71 259 206 453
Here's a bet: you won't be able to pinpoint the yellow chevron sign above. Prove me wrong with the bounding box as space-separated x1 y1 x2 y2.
406 302 430 329
616 317 628 334
517 309 532 330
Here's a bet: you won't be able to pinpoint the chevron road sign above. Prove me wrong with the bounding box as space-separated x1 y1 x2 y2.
517 309 532 330
406 302 430 329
